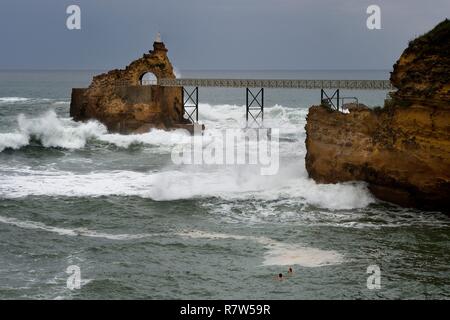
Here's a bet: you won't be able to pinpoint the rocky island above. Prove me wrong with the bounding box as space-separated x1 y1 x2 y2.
305 20 450 211
70 37 193 133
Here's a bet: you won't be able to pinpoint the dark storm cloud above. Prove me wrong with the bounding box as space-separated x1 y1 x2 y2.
0 0 448 70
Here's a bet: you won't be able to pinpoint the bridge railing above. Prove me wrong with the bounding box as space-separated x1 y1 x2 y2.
158 78 394 90
340 97 359 107
141 79 157 86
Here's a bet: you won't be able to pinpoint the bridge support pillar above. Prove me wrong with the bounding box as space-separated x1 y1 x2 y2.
320 89 340 111
182 87 199 123
246 88 264 127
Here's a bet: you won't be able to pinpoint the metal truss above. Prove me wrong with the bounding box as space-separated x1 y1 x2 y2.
182 87 198 123
321 89 340 111
246 88 264 128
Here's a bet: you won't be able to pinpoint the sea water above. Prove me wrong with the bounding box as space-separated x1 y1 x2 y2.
0 70 449 299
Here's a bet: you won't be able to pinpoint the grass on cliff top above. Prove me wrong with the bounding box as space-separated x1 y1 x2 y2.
407 19 450 57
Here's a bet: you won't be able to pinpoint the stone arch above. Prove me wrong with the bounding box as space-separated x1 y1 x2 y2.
88 41 175 87
139 71 157 85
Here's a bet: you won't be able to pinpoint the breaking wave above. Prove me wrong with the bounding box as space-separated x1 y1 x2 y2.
0 97 31 103
0 103 305 152
0 165 374 209
0 104 376 210
0 133 29 152
0 110 106 151
0 110 193 152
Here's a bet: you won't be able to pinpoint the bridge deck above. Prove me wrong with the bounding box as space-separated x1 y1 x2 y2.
157 78 394 90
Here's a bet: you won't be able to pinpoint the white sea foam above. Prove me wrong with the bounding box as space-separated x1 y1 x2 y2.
0 110 107 151
0 97 56 105
0 215 155 240
262 242 344 267
0 133 29 152
176 229 344 267
0 165 374 209
0 215 343 266
0 104 376 210
0 97 31 103
0 103 303 152
17 110 107 149
51 101 70 106
0 110 195 151
98 129 192 148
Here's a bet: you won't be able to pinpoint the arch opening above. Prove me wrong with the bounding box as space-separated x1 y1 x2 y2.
139 72 157 85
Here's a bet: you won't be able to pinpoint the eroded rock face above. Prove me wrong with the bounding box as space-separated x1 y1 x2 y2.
70 41 191 133
390 20 450 107
305 20 450 211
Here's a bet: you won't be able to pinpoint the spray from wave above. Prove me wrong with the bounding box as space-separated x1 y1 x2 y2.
0 105 375 209
0 133 29 152
0 165 374 209
0 104 304 152
0 110 193 152
17 110 107 149
0 110 106 151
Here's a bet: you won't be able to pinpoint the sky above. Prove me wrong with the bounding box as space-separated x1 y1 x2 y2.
0 0 448 70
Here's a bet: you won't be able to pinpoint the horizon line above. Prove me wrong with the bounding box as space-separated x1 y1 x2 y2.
0 68 392 72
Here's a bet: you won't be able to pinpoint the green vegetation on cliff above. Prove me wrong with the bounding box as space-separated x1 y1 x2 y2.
390 19 450 105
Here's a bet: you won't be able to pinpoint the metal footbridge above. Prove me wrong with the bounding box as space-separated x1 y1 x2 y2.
157 78 393 90
145 78 394 127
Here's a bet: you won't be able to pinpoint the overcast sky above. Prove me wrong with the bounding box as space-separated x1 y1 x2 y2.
0 0 448 70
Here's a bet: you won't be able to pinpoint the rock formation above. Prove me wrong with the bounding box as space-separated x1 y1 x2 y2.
70 40 193 133
305 19 450 211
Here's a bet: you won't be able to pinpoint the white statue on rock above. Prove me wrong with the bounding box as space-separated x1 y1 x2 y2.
155 32 162 43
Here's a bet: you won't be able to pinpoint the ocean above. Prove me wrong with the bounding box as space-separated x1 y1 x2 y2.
0 70 449 299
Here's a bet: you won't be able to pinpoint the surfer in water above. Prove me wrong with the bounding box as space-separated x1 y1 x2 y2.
288 267 293 275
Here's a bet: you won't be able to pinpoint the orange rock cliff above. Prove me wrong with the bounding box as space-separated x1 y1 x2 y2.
305 19 450 211
70 40 192 133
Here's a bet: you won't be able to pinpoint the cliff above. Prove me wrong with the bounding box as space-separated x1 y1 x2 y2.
70 41 192 133
305 20 450 211
390 20 450 106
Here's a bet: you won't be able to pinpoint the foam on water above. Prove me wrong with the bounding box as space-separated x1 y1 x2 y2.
98 129 193 148
0 216 343 267
0 133 29 152
0 110 107 150
0 97 31 103
176 230 344 267
0 104 376 210
0 215 156 240
0 165 374 209
0 103 306 152
17 110 107 149
262 243 344 267
0 97 57 105
51 101 70 106
0 110 196 151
